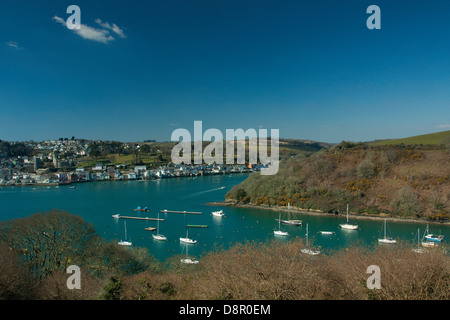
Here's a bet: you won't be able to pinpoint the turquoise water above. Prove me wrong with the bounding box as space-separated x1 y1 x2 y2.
0 174 448 261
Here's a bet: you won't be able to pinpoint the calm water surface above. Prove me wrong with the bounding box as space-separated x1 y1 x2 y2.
0 174 448 261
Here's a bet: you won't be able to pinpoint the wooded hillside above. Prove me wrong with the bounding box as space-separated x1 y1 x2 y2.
226 142 449 221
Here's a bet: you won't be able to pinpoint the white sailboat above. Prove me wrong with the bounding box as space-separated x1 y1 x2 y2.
301 223 321 255
152 211 167 241
412 228 425 253
180 213 198 244
281 203 302 226
274 213 289 236
378 219 396 244
118 220 132 246
180 229 197 244
180 243 199 264
339 204 358 230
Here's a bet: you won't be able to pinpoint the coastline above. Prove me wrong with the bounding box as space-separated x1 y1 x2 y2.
205 201 450 226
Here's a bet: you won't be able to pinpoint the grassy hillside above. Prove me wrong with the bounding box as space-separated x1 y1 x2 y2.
372 130 450 147
226 141 450 221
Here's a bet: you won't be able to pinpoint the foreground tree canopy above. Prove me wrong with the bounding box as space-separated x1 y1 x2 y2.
0 210 448 300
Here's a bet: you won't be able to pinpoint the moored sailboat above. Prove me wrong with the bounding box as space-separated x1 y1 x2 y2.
339 204 358 230
180 229 197 244
274 213 289 236
281 203 302 226
152 211 167 241
180 243 199 264
301 223 321 255
412 228 425 253
118 220 132 246
378 219 396 244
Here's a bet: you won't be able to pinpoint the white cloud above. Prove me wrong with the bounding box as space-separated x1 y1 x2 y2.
95 19 126 39
6 41 22 49
53 15 118 44
437 124 450 129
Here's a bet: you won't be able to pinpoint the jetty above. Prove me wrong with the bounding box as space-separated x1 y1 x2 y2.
118 216 164 221
161 210 202 215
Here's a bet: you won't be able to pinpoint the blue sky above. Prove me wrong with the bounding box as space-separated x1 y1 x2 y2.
1 0 449 143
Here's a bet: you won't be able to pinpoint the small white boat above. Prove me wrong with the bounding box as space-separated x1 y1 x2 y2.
180 237 197 244
180 258 199 264
281 203 302 225
212 210 225 217
378 219 397 244
118 221 132 246
152 211 167 241
118 240 132 246
379 238 397 244
112 214 120 219
153 234 168 241
281 219 302 226
180 229 197 244
319 231 335 235
180 244 199 264
301 248 321 255
339 204 358 230
274 230 290 236
274 214 289 236
412 228 425 253
301 223 321 255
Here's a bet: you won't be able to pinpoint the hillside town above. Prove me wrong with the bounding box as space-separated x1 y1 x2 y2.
0 139 255 187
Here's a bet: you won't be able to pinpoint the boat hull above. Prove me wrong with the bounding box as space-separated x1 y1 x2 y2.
212 210 225 217
425 235 444 242
301 248 321 255
180 237 197 244
118 240 132 246
274 230 289 236
281 220 302 226
378 238 397 244
180 258 199 264
422 241 438 248
153 234 167 241
340 224 358 230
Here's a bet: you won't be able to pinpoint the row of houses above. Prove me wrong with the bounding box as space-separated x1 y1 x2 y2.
0 163 258 186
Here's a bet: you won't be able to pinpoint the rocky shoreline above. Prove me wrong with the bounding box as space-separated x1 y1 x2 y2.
205 201 450 225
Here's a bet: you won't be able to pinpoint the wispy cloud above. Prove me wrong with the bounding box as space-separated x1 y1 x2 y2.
95 19 126 39
6 41 22 49
52 16 125 44
437 124 450 129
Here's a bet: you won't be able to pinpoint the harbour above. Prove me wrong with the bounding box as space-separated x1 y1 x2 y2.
0 173 448 262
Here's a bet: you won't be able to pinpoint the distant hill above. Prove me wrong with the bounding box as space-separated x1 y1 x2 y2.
371 130 450 147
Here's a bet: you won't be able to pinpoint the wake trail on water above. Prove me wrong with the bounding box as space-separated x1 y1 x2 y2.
181 186 226 199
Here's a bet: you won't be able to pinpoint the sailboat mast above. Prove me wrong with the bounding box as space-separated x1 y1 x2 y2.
346 204 349 223
306 223 309 245
156 212 160 236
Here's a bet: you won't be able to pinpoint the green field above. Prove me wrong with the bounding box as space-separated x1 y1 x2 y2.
372 130 450 146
